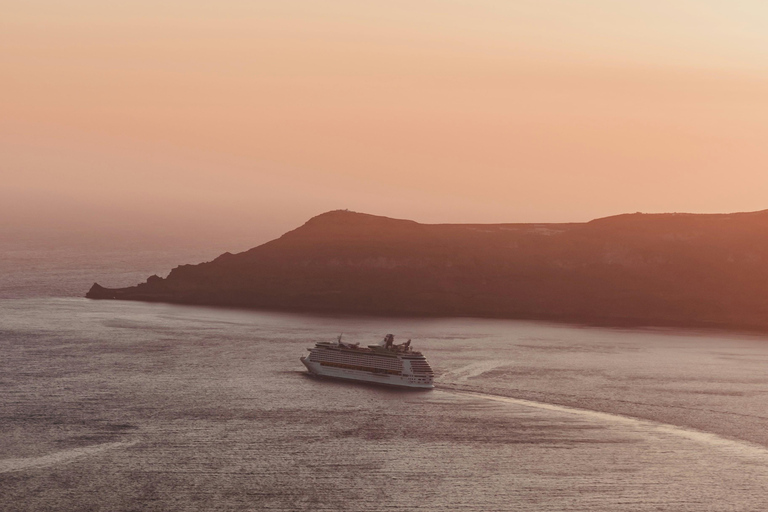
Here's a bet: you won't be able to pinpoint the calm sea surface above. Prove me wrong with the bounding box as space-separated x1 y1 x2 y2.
4 246 768 510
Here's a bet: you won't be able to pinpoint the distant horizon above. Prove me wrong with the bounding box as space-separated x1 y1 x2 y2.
5 205 768 252
4 1 768 244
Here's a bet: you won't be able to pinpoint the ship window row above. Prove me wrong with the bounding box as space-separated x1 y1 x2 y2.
314 354 401 368
318 355 401 368
319 361 401 375
317 351 394 361
313 362 402 373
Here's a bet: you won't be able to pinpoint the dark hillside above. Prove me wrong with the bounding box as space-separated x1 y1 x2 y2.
87 209 768 330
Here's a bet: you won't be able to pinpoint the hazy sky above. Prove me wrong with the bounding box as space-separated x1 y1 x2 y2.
3 1 768 244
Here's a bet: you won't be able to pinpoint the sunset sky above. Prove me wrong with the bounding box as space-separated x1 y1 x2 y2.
3 1 768 244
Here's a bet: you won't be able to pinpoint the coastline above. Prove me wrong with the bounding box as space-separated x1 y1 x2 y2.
84 209 768 337
83 293 768 337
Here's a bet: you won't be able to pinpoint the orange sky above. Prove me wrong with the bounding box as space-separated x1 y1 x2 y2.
3 1 768 244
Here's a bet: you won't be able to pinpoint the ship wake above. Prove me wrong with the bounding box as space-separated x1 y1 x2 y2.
0 440 138 474
441 387 768 460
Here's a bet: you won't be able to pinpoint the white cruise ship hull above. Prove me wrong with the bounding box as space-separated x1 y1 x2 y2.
301 356 434 389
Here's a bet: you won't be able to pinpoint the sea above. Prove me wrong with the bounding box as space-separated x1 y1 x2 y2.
4 242 768 511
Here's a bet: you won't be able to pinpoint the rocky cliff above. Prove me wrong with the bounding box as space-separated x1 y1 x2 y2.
87 209 768 330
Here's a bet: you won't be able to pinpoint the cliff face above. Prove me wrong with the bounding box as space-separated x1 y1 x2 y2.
87 209 768 330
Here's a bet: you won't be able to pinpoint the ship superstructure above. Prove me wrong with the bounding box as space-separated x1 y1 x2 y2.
300 334 434 389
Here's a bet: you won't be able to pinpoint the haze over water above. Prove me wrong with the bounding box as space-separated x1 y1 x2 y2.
4 253 768 510
4 1 768 240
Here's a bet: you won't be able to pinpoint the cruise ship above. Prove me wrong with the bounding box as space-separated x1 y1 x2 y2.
300 334 434 389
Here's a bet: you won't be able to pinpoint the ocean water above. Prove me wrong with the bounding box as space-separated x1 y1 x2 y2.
4 248 768 510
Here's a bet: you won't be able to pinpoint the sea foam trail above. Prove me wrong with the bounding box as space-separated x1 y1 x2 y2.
0 440 138 474
439 361 512 382
443 388 768 460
